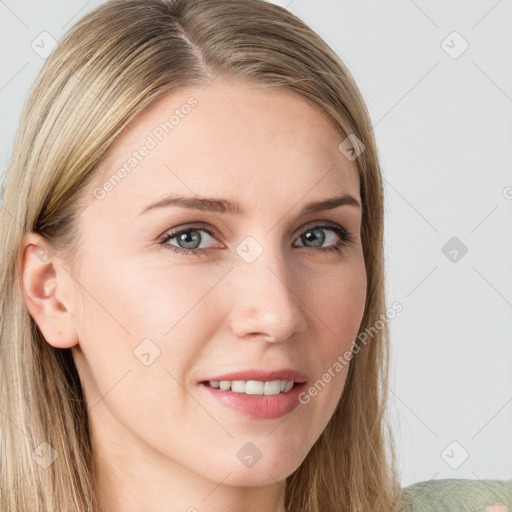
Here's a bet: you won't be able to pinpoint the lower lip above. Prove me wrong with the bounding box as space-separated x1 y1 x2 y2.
199 382 306 419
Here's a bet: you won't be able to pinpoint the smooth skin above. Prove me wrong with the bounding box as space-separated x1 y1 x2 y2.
20 78 367 512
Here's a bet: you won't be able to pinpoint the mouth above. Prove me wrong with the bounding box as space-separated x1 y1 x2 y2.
198 379 308 419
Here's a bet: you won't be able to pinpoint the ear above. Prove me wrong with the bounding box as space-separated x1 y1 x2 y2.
19 232 79 349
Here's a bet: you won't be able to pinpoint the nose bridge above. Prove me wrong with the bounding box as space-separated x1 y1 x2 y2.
227 235 307 341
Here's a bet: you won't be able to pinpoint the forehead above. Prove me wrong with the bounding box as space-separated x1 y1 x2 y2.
89 78 360 216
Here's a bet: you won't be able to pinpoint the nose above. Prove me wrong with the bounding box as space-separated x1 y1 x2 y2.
227 245 308 342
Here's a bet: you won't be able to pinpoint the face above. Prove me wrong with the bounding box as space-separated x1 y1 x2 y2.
23 78 366 498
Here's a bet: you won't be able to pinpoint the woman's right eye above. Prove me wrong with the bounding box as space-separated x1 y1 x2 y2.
159 226 220 257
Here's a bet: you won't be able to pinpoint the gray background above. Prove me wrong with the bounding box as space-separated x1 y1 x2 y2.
1 0 511 487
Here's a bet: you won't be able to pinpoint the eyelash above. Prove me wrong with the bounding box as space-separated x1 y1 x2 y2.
158 222 356 257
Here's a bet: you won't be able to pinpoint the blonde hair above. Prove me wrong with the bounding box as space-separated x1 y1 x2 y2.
0 0 403 510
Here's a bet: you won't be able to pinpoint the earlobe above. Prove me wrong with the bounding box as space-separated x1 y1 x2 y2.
19 232 78 349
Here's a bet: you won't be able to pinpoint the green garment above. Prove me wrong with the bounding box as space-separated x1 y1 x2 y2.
401 478 512 512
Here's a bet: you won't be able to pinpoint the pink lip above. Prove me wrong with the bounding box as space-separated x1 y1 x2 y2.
199 381 307 419
200 368 307 384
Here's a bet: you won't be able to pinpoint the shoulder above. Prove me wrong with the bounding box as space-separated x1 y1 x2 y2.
401 478 512 512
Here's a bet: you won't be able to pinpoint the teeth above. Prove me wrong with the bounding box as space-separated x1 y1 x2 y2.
207 380 295 395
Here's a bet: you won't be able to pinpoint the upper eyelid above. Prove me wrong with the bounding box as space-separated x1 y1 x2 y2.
160 223 218 241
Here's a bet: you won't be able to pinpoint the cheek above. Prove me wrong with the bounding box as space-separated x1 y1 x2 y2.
71 254 223 397
294 260 366 417
70 258 211 451
78 250 219 338
310 260 367 347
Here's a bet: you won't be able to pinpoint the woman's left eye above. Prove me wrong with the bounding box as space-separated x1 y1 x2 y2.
158 222 355 257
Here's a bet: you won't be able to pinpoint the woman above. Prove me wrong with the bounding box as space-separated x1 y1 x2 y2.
1 0 510 511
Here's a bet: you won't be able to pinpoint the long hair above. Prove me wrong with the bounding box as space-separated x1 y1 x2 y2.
0 0 403 510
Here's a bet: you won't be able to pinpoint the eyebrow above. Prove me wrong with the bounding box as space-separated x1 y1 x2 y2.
139 193 361 217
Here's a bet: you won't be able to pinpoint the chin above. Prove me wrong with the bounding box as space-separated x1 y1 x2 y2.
221 464 297 487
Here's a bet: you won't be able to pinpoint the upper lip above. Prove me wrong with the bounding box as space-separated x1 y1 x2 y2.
201 368 307 384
